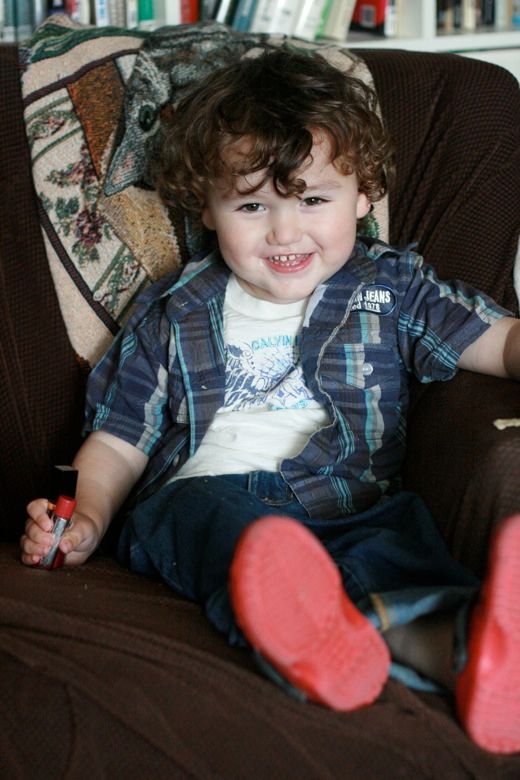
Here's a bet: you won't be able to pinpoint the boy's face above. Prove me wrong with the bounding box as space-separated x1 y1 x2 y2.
201 135 370 304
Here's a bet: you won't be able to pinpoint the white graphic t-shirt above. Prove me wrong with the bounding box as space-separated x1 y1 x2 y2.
173 274 330 478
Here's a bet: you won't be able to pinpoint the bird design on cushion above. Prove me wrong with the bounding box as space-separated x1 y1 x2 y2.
104 21 281 198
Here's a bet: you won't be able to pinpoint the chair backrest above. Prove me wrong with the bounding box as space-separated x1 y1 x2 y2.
1 35 519 542
359 49 520 315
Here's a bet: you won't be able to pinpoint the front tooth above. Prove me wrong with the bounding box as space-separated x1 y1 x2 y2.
269 253 304 263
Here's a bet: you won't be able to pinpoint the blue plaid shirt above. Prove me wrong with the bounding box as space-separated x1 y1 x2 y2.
85 238 510 519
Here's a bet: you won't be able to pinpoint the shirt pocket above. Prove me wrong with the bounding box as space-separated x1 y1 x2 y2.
343 342 399 393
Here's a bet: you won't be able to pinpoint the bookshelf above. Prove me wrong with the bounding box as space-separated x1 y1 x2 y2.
347 1 520 83
2 2 519 82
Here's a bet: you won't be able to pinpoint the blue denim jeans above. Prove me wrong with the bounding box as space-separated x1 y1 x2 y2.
117 472 479 692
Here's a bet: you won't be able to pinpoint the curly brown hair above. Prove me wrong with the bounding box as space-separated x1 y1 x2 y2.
154 47 394 214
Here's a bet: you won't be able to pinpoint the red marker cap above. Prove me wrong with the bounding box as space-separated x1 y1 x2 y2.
54 495 76 520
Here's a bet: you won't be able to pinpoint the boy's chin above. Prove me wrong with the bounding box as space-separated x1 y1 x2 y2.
235 279 308 304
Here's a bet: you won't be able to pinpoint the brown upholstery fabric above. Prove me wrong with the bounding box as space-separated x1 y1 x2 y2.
404 372 520 576
2 544 520 779
358 50 520 314
356 50 520 576
1 43 520 777
0 44 87 541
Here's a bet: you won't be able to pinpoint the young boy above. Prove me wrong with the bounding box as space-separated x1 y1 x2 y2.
21 48 520 753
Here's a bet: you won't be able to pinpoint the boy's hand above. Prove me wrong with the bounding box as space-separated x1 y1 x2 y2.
19 430 149 568
20 498 101 567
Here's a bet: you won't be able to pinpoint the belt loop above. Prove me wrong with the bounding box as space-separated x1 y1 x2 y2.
247 472 257 495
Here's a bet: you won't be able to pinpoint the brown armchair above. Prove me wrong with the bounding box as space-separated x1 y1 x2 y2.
1 25 519 778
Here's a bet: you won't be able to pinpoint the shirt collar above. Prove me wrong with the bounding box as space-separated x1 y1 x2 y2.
157 250 230 320
140 238 386 321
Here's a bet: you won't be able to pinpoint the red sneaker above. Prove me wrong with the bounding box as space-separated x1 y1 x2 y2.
229 515 390 711
456 514 520 753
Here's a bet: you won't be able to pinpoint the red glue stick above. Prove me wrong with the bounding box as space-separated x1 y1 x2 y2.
39 495 76 570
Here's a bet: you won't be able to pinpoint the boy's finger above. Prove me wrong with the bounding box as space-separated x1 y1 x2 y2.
25 514 53 535
20 550 44 566
22 521 55 548
19 532 53 563
26 499 53 531
27 497 51 515
58 521 88 557
58 531 76 556
57 529 93 568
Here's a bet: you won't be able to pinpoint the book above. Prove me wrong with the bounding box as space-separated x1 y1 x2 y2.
436 0 463 32
126 0 139 25
46 0 66 12
181 0 199 22
319 0 356 40
293 0 328 40
199 0 220 18
17 0 35 38
216 0 241 23
437 0 451 31
91 0 110 24
155 0 182 24
1 0 37 40
461 0 477 31
3 0 16 41
495 0 513 29
350 1 396 37
32 0 47 27
64 0 77 18
138 0 155 28
480 0 495 26
107 0 127 25
250 0 303 34
314 0 334 37
453 0 462 28
232 0 258 30
75 0 92 23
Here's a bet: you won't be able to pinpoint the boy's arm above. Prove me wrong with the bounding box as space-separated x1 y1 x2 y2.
458 317 520 380
20 430 148 567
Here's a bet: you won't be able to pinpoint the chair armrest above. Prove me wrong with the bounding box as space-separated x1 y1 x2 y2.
0 44 87 542
403 371 520 577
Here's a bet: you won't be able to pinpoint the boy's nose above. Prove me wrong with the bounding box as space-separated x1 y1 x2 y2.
266 210 302 246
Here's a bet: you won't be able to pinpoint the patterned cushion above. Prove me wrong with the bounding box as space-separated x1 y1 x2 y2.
21 16 387 366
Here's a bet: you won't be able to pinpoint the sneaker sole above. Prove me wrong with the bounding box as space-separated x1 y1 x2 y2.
456 514 520 753
229 515 390 711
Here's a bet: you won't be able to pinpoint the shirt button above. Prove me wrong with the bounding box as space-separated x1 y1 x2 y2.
173 454 180 467
362 363 374 376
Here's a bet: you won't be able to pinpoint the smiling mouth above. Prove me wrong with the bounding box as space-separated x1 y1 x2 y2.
265 253 313 268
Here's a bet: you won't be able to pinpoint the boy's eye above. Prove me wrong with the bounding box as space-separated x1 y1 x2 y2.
238 203 264 213
302 196 327 207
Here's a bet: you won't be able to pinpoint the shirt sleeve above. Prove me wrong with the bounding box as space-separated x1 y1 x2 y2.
397 256 512 383
84 300 174 456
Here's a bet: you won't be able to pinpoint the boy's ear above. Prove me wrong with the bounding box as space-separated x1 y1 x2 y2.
356 192 371 220
201 207 216 231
